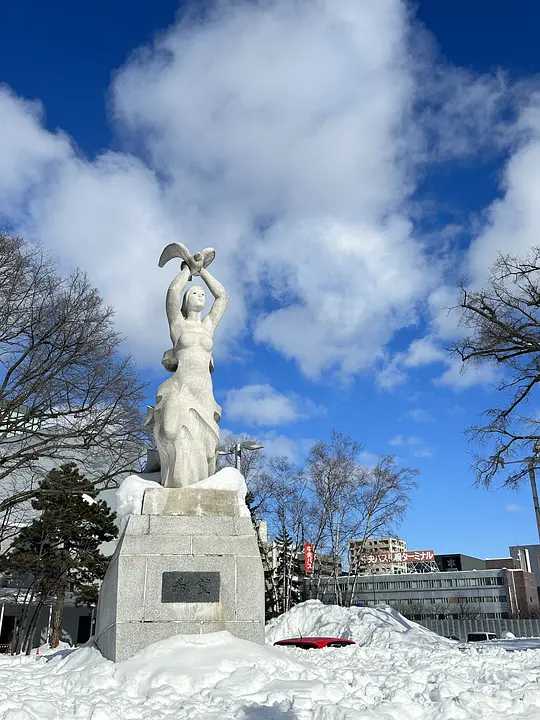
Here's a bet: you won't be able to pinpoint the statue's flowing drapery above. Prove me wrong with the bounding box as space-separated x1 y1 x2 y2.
153 352 221 487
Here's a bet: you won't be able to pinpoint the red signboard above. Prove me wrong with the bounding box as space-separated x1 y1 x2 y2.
304 542 315 574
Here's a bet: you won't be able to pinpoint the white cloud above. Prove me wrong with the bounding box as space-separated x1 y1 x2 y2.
407 408 433 423
379 338 497 391
358 450 380 469
436 356 497 389
402 337 446 368
388 434 433 459
224 384 312 427
220 425 313 463
254 217 428 377
467 94 540 287
110 0 436 378
412 446 433 459
505 503 522 513
258 432 314 463
401 94 540 389
389 434 422 447
0 1 521 382
0 88 71 217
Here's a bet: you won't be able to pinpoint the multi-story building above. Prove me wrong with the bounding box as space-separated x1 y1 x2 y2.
510 544 540 599
349 537 407 575
306 567 540 619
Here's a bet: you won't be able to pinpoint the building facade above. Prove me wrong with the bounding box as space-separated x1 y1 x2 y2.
510 545 540 597
307 567 540 619
435 554 486 572
0 583 93 652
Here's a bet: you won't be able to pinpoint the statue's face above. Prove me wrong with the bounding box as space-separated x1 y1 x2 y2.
186 286 205 312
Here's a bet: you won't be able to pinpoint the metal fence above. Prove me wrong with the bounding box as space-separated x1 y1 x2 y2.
418 617 540 640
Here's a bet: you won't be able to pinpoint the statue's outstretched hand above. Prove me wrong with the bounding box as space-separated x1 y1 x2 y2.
189 252 205 276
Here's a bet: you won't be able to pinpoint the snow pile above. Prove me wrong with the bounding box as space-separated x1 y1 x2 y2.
115 631 309 697
1 621 540 719
196 467 250 517
114 474 160 520
266 599 452 649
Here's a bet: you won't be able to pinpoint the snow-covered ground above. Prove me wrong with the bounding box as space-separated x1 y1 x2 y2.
2 600 540 719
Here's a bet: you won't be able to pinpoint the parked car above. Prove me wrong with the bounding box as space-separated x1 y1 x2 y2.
467 632 497 642
274 637 356 650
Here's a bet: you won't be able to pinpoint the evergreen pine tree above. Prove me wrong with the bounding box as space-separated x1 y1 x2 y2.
0 463 118 651
274 527 301 614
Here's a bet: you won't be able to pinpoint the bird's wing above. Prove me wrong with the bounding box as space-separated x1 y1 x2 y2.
200 247 216 268
158 242 192 267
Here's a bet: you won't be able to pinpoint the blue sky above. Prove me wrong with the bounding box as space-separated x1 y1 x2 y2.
2 1 540 557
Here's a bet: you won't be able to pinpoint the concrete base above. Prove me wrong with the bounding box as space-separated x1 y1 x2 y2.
94 488 265 662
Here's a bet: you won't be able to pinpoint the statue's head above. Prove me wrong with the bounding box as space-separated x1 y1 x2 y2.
181 285 206 317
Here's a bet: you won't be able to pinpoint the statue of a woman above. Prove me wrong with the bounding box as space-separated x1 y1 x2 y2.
147 244 228 488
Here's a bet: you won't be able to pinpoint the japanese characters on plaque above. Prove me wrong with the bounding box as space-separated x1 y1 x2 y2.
161 571 220 603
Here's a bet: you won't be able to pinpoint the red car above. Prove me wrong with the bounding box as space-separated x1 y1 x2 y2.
274 637 356 650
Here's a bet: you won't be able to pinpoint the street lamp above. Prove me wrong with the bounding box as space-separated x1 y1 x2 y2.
527 440 540 543
495 440 540 542
217 440 264 469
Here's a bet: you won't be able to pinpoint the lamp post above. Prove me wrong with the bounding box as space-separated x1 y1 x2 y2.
217 440 264 469
527 440 540 543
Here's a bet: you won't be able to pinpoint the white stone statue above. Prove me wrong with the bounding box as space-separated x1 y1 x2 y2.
146 243 228 488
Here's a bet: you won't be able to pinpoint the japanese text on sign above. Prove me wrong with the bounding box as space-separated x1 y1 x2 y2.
304 543 315 574
357 550 435 564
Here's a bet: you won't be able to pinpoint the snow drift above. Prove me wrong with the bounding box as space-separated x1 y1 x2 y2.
266 599 452 649
1 608 540 719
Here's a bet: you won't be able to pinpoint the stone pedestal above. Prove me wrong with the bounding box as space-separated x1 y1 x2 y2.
95 487 265 662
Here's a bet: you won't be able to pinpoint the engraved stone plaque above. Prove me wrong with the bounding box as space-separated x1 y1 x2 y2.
161 571 220 603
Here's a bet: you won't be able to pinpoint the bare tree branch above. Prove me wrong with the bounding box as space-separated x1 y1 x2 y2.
0 234 148 520
453 248 540 485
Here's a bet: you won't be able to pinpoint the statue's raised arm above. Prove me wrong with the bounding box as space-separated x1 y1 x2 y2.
164 264 190 346
201 267 228 331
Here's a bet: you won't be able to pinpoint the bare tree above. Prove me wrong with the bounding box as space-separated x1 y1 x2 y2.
304 432 416 606
454 248 540 486
0 234 146 516
217 434 310 617
343 456 417 606
265 457 307 615
217 434 285 617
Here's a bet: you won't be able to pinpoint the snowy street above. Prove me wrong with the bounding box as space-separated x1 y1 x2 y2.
1 602 540 720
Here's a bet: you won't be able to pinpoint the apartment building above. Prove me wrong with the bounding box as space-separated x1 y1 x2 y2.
349 537 407 575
